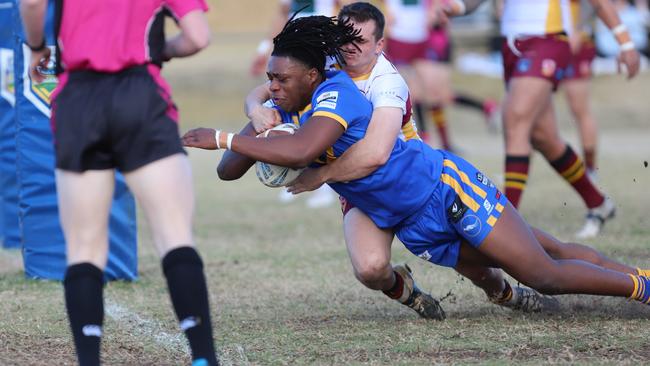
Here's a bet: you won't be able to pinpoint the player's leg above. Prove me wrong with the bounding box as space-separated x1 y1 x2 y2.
530 99 614 238
343 206 444 319
398 64 429 142
476 202 649 303
413 59 454 150
124 154 218 365
57 169 114 366
457 224 645 309
453 92 501 132
564 79 598 176
344 208 394 290
532 227 636 273
343 205 436 316
502 77 552 207
455 246 558 312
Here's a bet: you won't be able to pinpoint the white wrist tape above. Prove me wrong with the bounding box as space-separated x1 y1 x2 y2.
214 129 221 149
256 39 272 54
612 24 628 35
226 133 235 150
620 41 635 51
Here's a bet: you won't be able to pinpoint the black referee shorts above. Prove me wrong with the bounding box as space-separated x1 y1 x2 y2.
51 65 185 173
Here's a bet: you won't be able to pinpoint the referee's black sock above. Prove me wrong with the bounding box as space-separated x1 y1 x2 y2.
64 262 104 366
162 247 219 366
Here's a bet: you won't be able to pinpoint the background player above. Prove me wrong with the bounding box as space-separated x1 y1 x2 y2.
499 0 640 238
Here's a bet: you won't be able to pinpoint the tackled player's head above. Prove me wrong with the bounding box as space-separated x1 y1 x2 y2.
267 15 361 113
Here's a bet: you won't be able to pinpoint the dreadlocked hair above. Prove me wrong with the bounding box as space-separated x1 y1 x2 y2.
272 14 362 77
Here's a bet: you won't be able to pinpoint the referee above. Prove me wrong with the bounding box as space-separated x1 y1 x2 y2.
20 1 218 365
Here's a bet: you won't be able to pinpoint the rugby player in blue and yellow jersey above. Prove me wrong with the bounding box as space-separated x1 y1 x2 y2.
184 15 650 313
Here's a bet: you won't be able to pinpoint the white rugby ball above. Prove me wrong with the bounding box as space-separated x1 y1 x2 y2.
255 123 305 187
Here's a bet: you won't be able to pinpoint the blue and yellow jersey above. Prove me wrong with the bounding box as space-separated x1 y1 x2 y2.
273 70 443 228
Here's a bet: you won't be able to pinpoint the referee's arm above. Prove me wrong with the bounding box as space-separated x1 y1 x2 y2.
19 0 50 83
163 10 211 60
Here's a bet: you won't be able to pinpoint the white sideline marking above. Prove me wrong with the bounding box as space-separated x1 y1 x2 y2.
105 300 189 354
105 300 237 365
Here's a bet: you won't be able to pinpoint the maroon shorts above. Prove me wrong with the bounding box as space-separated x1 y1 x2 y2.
340 195 354 216
502 34 571 90
385 38 428 66
565 40 596 80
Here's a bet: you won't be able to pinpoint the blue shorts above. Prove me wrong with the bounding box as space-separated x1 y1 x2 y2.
395 151 509 268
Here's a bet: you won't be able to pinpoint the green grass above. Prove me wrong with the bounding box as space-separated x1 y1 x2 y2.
1 31 650 365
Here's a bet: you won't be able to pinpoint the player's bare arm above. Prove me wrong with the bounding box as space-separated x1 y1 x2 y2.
187 115 344 169
588 0 641 78
287 106 402 194
182 122 260 180
244 83 282 133
19 0 50 83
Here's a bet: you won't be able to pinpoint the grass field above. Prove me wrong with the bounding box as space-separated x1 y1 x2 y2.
2 15 650 366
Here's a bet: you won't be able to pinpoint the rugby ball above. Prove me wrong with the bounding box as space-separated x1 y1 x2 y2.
255 123 305 187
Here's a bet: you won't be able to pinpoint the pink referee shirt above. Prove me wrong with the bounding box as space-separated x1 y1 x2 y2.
56 0 208 72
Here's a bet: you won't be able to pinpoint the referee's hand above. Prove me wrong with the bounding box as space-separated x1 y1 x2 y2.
182 128 218 150
29 47 51 84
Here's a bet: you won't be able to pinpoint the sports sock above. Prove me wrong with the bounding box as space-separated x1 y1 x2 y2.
431 104 451 150
549 145 604 209
382 271 409 303
489 280 513 304
413 103 428 140
64 263 104 366
162 247 219 366
628 274 650 304
505 155 530 208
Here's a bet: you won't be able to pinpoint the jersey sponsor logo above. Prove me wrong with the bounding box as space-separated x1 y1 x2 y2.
0 48 14 106
461 214 482 237
565 65 575 78
82 325 102 337
516 58 531 73
418 250 432 261
22 45 58 117
541 59 556 77
483 200 493 215
475 172 494 188
316 91 338 110
447 194 467 223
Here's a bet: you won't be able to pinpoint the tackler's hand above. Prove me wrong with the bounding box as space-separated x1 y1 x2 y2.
250 105 282 133
286 167 326 194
